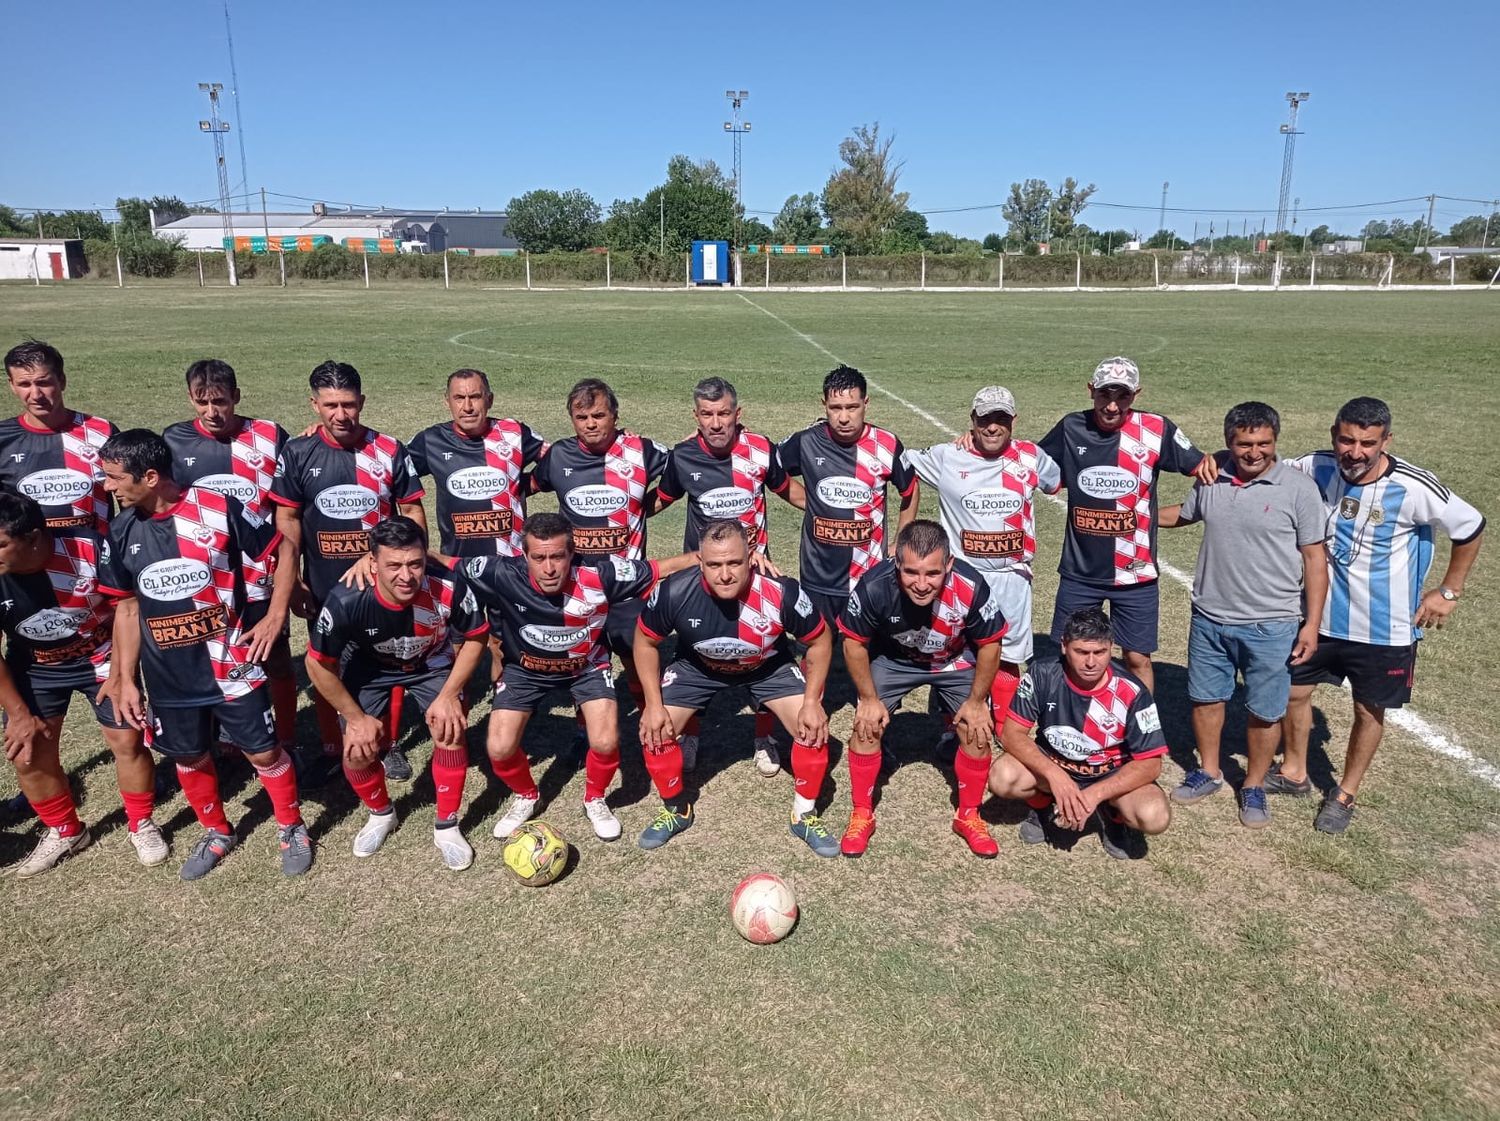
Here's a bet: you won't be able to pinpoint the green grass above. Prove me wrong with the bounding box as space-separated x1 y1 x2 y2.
1 285 1497 1121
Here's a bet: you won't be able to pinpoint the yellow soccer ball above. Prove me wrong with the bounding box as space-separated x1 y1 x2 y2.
502 821 570 886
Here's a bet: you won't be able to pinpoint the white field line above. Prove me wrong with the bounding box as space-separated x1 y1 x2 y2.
472 282 1500 295
735 292 1500 793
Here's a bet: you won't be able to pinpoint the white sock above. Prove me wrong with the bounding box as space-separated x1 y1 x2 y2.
793 794 816 819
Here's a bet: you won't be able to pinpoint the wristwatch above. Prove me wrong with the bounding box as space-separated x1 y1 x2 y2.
1438 586 1460 601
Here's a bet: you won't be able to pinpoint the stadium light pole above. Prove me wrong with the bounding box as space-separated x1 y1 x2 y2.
1158 181 1169 240
198 82 237 287
1275 91 1310 236
724 89 750 248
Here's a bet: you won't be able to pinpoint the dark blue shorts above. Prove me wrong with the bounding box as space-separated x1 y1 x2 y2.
1050 576 1159 655
149 687 275 758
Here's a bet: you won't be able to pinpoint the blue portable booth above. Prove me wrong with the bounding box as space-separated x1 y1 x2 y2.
691 240 731 286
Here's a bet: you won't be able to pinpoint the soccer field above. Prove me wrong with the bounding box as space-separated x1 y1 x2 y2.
1 284 1497 1121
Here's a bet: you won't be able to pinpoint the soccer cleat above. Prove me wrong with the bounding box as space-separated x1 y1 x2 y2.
1238 786 1272 829
433 824 474 871
1314 789 1356 835
180 828 236 881
11 827 93 879
1264 764 1314 797
789 812 840 858
637 804 694 850
1170 768 1225 804
753 736 781 777
279 823 314 875
492 793 540 838
952 809 999 858
679 734 699 773
1094 809 1143 861
128 819 171 867
352 809 399 857
1018 808 1048 845
382 748 414 782
582 797 622 842
840 809 877 857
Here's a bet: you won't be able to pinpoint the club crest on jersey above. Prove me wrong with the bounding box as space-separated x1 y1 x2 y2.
465 557 488 580
1096 712 1121 735
1339 497 1360 520
366 462 387 482
73 577 95 595
316 607 334 635
1367 505 1385 525
193 526 216 545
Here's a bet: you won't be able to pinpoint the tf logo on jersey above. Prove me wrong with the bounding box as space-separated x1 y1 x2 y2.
316 607 334 635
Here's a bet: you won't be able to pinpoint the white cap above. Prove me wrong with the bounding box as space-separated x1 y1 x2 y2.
971 385 1017 417
1090 356 1140 391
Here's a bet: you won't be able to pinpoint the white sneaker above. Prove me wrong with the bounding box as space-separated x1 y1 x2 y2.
128 819 170 866
679 734 699 772
492 794 539 838
753 736 781 777
433 824 474 871
11 826 93 879
352 809 399 857
582 796 622 842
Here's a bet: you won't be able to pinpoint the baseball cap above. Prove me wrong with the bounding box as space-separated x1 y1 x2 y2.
971 385 1017 417
1090 356 1140 391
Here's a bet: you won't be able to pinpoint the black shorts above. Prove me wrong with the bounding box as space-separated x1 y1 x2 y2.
491 661 616 713
807 591 849 632
150 688 275 758
659 657 807 712
870 655 976 715
1051 576 1160 655
353 670 450 723
1290 636 1417 710
605 598 646 658
15 674 127 730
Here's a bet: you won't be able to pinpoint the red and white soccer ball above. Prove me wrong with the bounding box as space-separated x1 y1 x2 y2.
730 872 798 944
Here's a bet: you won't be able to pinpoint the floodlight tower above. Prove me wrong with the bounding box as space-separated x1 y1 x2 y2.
1159 181 1169 238
199 82 238 286
1275 91 1310 235
724 89 750 248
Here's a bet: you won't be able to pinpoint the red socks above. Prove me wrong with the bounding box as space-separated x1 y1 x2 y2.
685 714 701 739
1027 792 1054 810
491 752 539 800
270 675 298 748
386 686 406 744
953 749 992 813
120 789 155 832
847 749 881 812
251 749 304 827
431 747 469 822
754 710 775 741
176 755 233 833
30 791 84 838
343 760 391 814
642 741 685 803
790 741 827 803
583 748 618 802
314 695 343 756
991 668 1021 735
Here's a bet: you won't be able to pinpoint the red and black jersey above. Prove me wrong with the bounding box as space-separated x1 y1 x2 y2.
777 421 916 597
99 487 276 707
269 427 424 605
838 556 1006 672
1037 410 1203 588
0 531 114 688
656 429 789 553
463 554 657 676
163 417 288 603
531 432 668 560
407 418 546 559
0 411 117 536
1007 657 1167 780
638 568 824 675
309 559 487 690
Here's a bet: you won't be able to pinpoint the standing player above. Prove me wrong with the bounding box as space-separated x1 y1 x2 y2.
838 520 1007 858
990 607 1171 859
463 514 698 842
906 385 1061 727
778 365 918 629
0 493 161 877
270 361 426 779
654 376 804 774
1038 357 1214 692
305 517 488 870
1280 397 1485 833
632 520 834 854
162 359 298 761
95 430 312 880
0 340 116 536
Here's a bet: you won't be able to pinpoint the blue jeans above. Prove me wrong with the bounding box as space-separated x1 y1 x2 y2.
1187 613 1299 722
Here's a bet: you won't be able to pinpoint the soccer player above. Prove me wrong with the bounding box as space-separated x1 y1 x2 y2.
990 607 1171 859
906 385 1061 728
778 365 918 630
0 492 161 877
632 520 834 854
0 339 116 536
162 359 298 760
270 360 426 779
1157 402 1328 828
305 516 488 870
463 513 698 842
654 376 804 775
838 519 1008 858
95 430 312 880
1038 356 1214 693
1279 397 1485 834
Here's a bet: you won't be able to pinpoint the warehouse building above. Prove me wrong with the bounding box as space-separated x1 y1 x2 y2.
152 207 517 253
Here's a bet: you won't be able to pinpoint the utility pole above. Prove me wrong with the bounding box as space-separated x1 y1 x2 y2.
198 82 237 286
1159 181 1169 238
1275 91 1310 235
1483 201 1498 250
724 90 750 249
1421 194 1437 250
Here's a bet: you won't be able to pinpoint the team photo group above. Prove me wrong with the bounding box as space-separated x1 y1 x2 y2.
0 338 1484 882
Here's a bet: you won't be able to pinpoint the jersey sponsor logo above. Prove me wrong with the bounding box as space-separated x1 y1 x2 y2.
1135 704 1162 734
960 528 1025 558
698 486 755 517
314 484 379 520
1072 507 1138 536
893 628 950 655
316 607 335 635
1173 428 1192 450
520 623 593 651
795 588 813 617
1042 725 1096 761
1076 466 1140 501
375 635 433 661
17 607 89 642
563 484 627 516
609 557 640 582
31 631 105 664
961 490 1024 518
815 475 873 509
146 604 227 649
465 557 490 580
518 652 588 674
1015 674 1034 702
692 636 762 661
446 465 509 500
193 473 261 506
978 596 1002 621
317 531 370 558
847 590 862 618
137 558 213 602
812 516 872 545
452 509 510 538
572 525 630 554
17 468 94 504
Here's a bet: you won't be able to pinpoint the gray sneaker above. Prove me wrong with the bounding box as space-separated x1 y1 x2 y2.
382 748 413 782
1238 786 1271 829
1170 768 1225 804
278 823 314 876
1263 764 1313 797
180 828 237 881
1314 789 1356 834
1018 808 1047 845
789 812 840 858
1094 809 1144 861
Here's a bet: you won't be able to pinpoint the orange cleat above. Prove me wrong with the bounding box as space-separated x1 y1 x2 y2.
841 809 877 857
952 809 999 858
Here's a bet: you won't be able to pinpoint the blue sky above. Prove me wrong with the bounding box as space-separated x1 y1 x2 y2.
5 0 1496 239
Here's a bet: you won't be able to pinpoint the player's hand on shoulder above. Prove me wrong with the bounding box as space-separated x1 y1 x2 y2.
751 551 782 579
340 553 377 590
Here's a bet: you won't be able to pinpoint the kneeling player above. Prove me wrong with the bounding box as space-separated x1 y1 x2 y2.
0 493 161 876
990 607 1171 859
305 517 488 870
839 519 1007 858
632 520 833 854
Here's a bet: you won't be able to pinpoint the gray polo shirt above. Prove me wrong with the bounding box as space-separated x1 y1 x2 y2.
1178 457 1326 624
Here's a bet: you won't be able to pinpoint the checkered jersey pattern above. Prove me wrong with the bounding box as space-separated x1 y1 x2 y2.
850 425 900 589
482 418 533 555
562 563 616 668
0 412 116 535
0 532 116 685
1114 412 1165 584
168 487 264 699
59 414 114 536
603 432 651 560
730 431 776 552
353 431 405 531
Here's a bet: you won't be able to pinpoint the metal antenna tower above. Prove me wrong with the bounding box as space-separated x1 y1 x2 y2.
1275 91 1310 234
1158 181 1169 236
724 90 750 247
199 83 238 286
224 0 250 196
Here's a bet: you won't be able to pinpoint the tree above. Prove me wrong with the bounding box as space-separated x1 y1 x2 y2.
116 195 203 235
740 217 774 246
504 188 602 252
37 210 111 240
772 193 822 244
1002 179 1052 244
1362 219 1390 239
1049 177 1097 239
821 123 910 255
1447 214 1494 246
981 232 1005 253
1307 223 1336 247
1143 229 1179 250
601 156 737 255
881 209 929 253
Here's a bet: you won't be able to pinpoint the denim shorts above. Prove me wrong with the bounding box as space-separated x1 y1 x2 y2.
1187 612 1299 721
